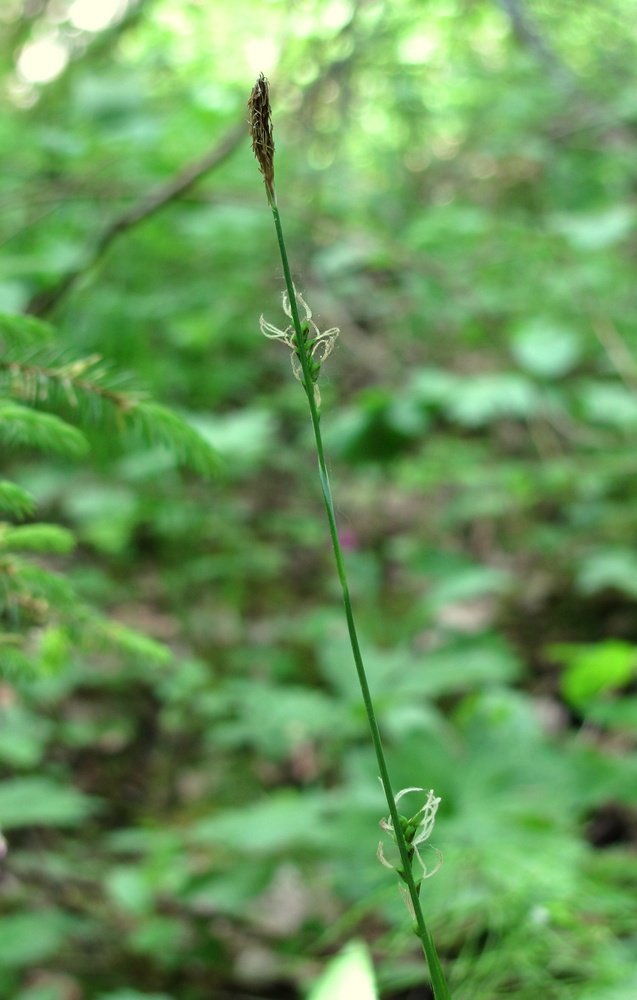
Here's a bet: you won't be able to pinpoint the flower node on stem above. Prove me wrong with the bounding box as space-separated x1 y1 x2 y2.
378 786 443 909
260 287 339 408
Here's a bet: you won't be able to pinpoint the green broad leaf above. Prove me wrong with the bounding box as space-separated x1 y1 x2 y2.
550 205 635 250
0 911 75 968
73 73 147 120
189 408 276 470
549 640 637 706
105 865 155 916
62 482 137 555
424 564 512 611
586 697 637 732
0 706 51 768
0 312 55 346
445 374 538 426
96 992 175 1000
0 283 28 313
0 523 75 554
401 635 523 698
78 508 136 557
183 863 273 918
576 548 637 598
327 392 426 463
307 941 378 1000
317 632 411 704
578 382 637 428
576 969 637 1000
129 915 187 961
127 401 220 476
192 791 332 853
14 986 63 1000
0 481 35 518
213 680 351 759
319 632 521 707
511 320 581 378
408 367 460 407
0 402 89 457
387 397 430 436
0 776 95 828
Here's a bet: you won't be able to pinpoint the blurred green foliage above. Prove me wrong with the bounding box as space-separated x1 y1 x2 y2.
1 1 637 998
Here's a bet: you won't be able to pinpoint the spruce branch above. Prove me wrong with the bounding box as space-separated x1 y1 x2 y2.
88 616 171 665
0 546 171 675
248 75 451 999
0 312 55 347
0 349 143 414
0 523 75 555
0 401 89 457
0 642 34 677
0 308 202 677
0 347 219 477
0 552 78 625
127 400 220 477
0 482 36 519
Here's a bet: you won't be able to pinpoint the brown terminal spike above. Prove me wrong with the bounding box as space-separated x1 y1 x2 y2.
248 73 275 203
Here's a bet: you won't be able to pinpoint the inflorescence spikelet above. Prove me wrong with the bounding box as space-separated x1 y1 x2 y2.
248 73 275 203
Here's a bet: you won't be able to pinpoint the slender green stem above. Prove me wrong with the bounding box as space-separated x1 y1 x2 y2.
268 195 451 1000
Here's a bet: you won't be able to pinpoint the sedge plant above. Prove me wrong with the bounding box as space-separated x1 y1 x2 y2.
248 74 452 999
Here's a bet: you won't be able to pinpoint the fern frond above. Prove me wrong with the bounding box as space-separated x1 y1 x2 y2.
0 401 89 457
0 523 76 554
0 312 55 348
0 482 35 520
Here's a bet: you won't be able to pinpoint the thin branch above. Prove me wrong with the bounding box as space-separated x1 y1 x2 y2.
25 122 245 318
497 0 634 146
0 355 139 411
497 0 566 76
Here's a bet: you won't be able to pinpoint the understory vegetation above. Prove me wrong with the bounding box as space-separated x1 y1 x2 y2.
1 2 637 998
